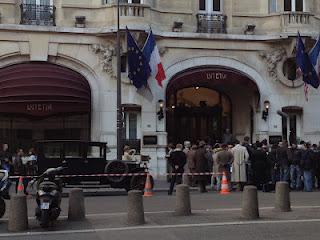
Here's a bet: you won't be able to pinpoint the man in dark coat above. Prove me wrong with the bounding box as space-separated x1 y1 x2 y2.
168 144 186 195
251 142 268 190
194 141 209 193
287 143 303 190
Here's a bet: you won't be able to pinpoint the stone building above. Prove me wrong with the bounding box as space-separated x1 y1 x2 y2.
0 0 320 177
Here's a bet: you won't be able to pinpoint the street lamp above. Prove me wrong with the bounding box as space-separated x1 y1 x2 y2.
262 100 270 121
157 100 164 120
116 0 122 160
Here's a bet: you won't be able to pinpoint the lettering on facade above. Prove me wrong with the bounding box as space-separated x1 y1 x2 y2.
26 104 53 112
206 72 227 80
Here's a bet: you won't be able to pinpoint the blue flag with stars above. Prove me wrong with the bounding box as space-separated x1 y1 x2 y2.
126 28 151 89
296 32 320 89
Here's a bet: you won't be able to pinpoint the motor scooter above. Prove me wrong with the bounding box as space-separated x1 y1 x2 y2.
31 166 64 228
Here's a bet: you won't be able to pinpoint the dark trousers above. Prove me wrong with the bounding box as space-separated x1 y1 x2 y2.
198 179 207 193
169 174 182 194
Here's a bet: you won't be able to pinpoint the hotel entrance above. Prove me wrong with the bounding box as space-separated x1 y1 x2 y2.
0 62 91 151
166 66 260 145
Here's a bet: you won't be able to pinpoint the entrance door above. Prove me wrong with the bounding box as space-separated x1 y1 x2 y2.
166 87 232 144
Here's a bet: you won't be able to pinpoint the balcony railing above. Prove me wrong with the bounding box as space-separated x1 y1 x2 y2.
20 4 56 26
119 4 145 17
282 12 311 25
197 13 227 34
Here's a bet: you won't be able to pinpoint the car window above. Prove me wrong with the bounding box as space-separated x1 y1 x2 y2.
65 143 82 158
87 146 102 158
43 143 61 158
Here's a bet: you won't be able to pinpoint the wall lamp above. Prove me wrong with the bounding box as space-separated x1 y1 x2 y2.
157 100 164 120
262 100 270 121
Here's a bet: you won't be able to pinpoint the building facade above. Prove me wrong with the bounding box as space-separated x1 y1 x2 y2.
0 0 320 178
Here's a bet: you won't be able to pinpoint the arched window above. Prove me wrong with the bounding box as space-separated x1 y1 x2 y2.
284 0 304 12
199 0 222 13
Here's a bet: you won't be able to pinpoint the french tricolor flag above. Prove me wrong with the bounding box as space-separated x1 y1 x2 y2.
143 30 166 88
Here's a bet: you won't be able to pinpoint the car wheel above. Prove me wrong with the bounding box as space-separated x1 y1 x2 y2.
105 160 129 183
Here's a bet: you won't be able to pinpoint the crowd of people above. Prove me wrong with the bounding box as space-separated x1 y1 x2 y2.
0 143 37 193
167 137 320 195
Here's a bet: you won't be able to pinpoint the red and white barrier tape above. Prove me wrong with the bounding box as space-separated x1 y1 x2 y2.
8 172 224 180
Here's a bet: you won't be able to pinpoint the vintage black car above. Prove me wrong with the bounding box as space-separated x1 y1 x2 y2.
35 140 153 191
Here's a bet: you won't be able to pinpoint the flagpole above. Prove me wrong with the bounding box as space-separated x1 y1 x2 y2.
116 0 122 161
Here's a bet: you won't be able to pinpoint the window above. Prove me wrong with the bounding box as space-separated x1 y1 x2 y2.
119 0 143 3
269 0 277 13
199 0 222 12
121 55 127 73
284 0 304 12
124 112 139 140
21 0 55 26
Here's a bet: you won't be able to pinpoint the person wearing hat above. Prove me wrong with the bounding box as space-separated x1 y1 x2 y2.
194 140 210 193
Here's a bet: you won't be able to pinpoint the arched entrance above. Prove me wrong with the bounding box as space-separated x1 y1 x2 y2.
0 62 91 150
166 66 260 144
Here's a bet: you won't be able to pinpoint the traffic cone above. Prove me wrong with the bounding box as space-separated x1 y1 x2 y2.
143 173 153 197
220 172 230 195
17 176 25 195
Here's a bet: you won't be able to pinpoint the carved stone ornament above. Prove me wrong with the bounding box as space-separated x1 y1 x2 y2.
259 48 286 81
159 47 168 56
91 44 117 76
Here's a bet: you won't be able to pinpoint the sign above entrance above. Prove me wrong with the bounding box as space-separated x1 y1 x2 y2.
26 104 53 113
206 72 228 80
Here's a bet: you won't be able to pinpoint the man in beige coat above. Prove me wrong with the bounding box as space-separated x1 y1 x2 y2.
231 140 249 191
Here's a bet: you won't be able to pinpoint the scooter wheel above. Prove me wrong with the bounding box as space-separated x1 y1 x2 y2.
40 210 50 228
0 198 6 218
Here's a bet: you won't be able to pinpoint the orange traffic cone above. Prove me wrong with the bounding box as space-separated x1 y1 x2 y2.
220 172 230 195
143 173 153 197
17 176 25 195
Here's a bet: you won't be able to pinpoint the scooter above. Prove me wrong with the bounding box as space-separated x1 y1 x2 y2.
0 169 11 218
31 166 64 228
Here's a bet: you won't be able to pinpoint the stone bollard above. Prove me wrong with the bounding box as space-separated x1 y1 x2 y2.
8 195 28 232
175 184 191 216
275 181 291 212
127 190 145 225
68 188 86 221
241 185 259 219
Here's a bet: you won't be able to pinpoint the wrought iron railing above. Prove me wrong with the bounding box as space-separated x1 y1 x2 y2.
197 13 227 33
282 12 311 25
119 4 145 17
20 4 56 26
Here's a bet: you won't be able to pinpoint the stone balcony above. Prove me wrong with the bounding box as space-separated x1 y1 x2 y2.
281 11 313 33
119 3 146 17
197 13 227 34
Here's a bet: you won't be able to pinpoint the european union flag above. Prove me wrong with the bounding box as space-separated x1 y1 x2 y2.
126 28 151 89
296 33 320 89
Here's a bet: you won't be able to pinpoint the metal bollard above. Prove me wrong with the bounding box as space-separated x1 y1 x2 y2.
68 188 86 221
241 185 259 219
8 195 28 232
127 190 145 225
175 184 191 216
275 181 291 212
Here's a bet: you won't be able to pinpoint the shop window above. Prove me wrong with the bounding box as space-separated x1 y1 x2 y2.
199 0 222 12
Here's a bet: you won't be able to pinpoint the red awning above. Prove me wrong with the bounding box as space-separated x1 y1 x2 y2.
0 62 91 117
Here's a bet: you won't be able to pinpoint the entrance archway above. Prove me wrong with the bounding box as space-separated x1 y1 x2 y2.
0 62 91 150
166 66 260 144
